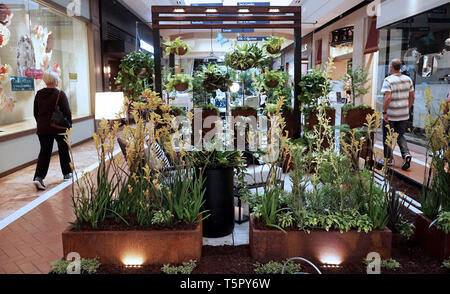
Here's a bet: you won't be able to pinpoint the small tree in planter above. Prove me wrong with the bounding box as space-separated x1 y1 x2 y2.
341 65 373 129
166 73 193 93
116 51 154 101
263 36 286 55
417 88 450 261
62 90 206 266
164 37 191 56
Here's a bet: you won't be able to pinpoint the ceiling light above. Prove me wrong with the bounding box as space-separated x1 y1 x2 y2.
205 8 218 13
238 9 250 13
173 8 185 13
269 9 280 13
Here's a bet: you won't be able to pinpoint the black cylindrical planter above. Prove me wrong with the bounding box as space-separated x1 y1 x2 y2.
202 167 235 238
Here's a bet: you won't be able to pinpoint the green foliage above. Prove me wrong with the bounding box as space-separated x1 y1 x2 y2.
254 260 301 274
170 105 186 116
263 36 286 55
262 70 285 89
433 211 450 234
200 64 232 95
397 220 415 240
225 42 265 71
161 260 197 274
199 103 220 115
442 258 450 269
343 65 370 105
298 69 330 108
341 103 373 117
277 211 294 229
164 37 191 55
151 210 174 226
166 74 193 93
116 51 154 101
190 150 244 170
298 209 373 233
50 257 101 274
231 105 258 112
192 70 212 107
363 258 401 270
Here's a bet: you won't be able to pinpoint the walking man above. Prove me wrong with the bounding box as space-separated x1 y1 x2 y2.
381 59 415 170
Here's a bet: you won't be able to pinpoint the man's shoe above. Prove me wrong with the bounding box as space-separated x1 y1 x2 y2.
402 155 412 171
64 173 73 180
380 159 393 167
33 178 46 191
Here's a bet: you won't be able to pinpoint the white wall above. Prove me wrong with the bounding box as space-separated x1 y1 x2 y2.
377 0 450 28
0 118 94 175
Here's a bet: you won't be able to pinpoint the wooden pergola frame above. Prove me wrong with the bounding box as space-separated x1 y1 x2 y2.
152 5 302 138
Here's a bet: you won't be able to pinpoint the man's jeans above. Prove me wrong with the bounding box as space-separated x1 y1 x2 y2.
383 120 411 160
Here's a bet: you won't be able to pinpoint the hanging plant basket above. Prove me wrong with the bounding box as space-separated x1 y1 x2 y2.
266 45 281 55
265 79 279 89
174 82 189 92
172 47 188 56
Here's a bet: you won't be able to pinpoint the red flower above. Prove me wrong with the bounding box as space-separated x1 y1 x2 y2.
0 66 6 74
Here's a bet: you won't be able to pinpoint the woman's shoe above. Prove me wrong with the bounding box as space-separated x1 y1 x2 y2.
33 178 46 191
63 173 73 180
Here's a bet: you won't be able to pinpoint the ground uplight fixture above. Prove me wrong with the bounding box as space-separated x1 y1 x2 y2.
122 255 144 268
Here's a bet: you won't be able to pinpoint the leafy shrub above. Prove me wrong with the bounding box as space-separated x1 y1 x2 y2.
442 258 450 269
263 36 286 55
277 211 294 229
254 260 301 274
164 37 190 55
151 210 174 226
397 220 415 240
433 211 450 234
225 43 265 71
161 260 197 274
200 64 232 95
342 103 373 117
363 258 401 271
166 74 193 93
298 69 330 108
50 257 101 274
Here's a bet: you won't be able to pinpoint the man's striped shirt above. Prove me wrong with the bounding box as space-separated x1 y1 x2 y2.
381 74 414 121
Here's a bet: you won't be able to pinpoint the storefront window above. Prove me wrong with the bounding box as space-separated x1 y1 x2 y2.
0 0 90 133
376 3 450 142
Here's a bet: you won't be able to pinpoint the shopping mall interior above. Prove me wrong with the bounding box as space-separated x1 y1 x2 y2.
0 0 449 280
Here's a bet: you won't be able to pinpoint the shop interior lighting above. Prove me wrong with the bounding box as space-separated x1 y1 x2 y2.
238 9 250 13
269 8 280 13
205 8 218 13
173 8 185 13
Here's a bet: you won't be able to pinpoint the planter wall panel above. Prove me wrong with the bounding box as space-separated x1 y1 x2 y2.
415 214 450 261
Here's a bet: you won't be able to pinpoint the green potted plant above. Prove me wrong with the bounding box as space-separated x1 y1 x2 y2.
190 150 245 238
201 64 232 97
164 37 191 56
166 73 193 92
115 51 154 101
341 65 373 129
262 70 284 89
225 42 265 71
263 36 286 55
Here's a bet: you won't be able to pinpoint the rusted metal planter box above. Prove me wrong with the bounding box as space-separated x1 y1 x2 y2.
62 222 202 266
415 214 450 261
250 217 392 264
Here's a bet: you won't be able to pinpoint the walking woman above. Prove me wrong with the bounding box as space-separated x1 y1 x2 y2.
33 71 72 190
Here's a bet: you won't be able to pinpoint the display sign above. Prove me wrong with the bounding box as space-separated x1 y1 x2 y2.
25 68 44 80
69 73 78 80
222 28 254 33
237 36 268 42
11 76 35 91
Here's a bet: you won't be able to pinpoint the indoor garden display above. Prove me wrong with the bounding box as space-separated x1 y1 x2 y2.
62 89 206 266
116 51 155 101
164 37 191 56
166 73 193 93
263 36 286 55
225 42 265 71
416 88 450 261
262 70 285 89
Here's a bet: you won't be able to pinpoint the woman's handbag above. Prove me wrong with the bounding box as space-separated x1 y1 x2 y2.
50 90 71 130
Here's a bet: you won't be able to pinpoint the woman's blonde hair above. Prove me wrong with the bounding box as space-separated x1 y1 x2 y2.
43 71 59 87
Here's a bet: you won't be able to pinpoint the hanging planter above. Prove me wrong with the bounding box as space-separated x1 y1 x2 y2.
201 64 232 97
263 36 286 55
166 73 193 93
262 70 284 89
224 43 264 71
164 37 191 56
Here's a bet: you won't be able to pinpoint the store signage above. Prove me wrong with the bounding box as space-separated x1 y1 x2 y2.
69 73 78 81
330 26 354 47
25 68 43 80
222 28 254 33
11 76 35 92
237 36 268 42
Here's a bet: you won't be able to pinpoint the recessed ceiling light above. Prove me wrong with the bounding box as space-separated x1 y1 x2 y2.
269 9 280 13
205 8 218 13
173 8 185 13
238 9 250 13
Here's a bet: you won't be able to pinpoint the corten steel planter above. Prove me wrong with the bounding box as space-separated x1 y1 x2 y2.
250 216 392 264
62 222 202 266
232 108 258 150
415 214 450 261
341 108 375 130
203 168 235 238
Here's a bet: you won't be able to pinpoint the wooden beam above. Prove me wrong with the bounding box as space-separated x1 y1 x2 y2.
154 23 301 29
152 5 300 14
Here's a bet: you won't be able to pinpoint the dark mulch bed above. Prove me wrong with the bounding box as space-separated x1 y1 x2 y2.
72 215 197 232
390 173 423 202
97 242 449 274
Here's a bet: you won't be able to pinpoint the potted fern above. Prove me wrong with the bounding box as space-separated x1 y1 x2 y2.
262 70 284 89
263 36 286 55
225 43 265 71
164 37 191 56
166 74 193 92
